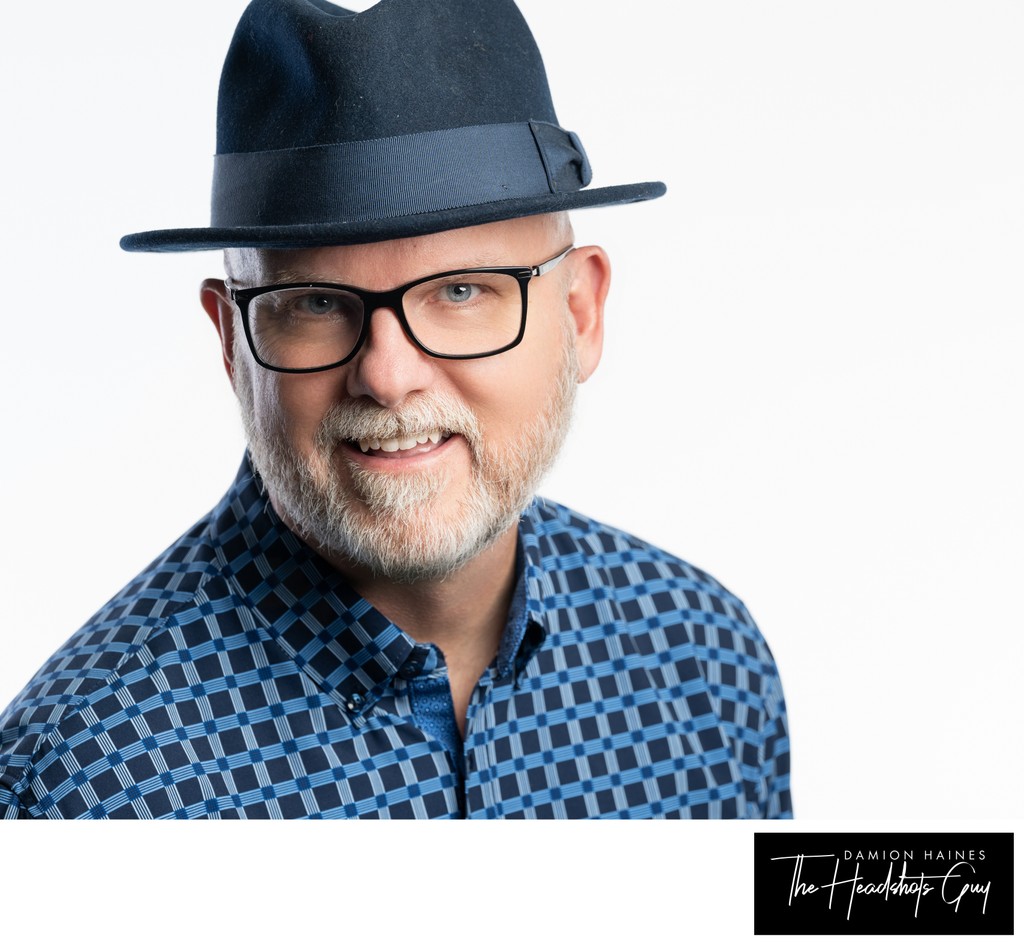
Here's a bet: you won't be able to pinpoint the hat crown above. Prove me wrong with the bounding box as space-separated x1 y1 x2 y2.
120 0 665 252
217 0 559 154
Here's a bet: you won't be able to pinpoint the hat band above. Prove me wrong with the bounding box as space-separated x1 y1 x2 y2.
211 121 593 227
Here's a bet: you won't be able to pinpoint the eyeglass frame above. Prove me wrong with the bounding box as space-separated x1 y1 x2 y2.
228 244 576 374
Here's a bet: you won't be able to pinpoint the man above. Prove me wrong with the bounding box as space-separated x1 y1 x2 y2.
0 0 790 818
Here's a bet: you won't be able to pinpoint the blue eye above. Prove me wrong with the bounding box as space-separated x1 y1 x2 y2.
298 294 339 315
443 283 478 303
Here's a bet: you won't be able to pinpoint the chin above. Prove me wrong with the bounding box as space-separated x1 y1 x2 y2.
343 487 515 582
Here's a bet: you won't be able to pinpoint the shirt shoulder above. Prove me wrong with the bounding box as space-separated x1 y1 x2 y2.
0 511 225 813
526 498 792 818
526 496 763 641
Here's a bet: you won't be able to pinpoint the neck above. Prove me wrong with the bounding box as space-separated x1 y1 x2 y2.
273 495 520 682
337 525 520 666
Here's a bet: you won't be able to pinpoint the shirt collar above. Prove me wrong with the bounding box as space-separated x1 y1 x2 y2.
498 501 553 680
207 456 554 712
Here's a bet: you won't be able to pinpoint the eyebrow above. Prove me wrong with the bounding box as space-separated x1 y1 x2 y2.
261 267 314 284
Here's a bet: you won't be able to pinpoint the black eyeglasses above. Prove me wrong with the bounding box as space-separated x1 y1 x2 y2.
229 245 574 374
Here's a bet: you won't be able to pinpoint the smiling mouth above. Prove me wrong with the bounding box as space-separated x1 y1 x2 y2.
344 430 454 459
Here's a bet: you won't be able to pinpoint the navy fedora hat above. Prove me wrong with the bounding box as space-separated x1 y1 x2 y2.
120 0 665 252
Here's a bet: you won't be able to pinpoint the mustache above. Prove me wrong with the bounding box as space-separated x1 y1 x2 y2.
314 391 481 449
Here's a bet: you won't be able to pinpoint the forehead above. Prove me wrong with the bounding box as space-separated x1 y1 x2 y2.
226 214 569 288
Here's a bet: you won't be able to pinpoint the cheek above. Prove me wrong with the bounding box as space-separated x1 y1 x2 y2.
251 371 339 451
452 312 569 436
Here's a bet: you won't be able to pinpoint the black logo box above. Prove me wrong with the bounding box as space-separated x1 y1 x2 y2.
754 832 1013 936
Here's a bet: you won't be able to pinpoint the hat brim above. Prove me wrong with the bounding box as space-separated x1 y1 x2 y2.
119 182 665 252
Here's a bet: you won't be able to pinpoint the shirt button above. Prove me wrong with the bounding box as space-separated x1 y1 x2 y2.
346 693 365 712
399 660 422 680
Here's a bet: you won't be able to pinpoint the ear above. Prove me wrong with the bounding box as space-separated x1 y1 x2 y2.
565 245 610 382
200 278 237 384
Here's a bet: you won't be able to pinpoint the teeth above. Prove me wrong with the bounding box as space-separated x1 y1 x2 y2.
355 430 446 453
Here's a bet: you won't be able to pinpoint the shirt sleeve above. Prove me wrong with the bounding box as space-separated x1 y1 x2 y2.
758 663 793 818
0 782 34 819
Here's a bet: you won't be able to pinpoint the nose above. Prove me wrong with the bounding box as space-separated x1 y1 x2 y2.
344 306 437 407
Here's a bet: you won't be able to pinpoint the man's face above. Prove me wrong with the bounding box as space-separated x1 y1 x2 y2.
209 215 605 583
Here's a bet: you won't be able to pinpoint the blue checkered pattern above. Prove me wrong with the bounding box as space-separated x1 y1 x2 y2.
0 458 791 819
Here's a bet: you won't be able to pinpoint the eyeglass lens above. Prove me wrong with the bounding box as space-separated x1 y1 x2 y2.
247 271 524 370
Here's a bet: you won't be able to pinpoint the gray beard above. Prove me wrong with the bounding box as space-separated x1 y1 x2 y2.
233 321 578 583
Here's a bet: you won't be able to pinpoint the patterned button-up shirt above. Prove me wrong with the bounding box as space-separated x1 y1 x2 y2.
0 458 792 818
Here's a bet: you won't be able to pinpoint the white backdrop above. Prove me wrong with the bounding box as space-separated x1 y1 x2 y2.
2 0 1021 842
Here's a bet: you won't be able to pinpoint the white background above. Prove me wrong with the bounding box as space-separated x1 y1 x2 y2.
1 0 1020 936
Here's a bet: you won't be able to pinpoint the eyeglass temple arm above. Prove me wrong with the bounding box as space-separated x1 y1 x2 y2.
531 245 575 277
